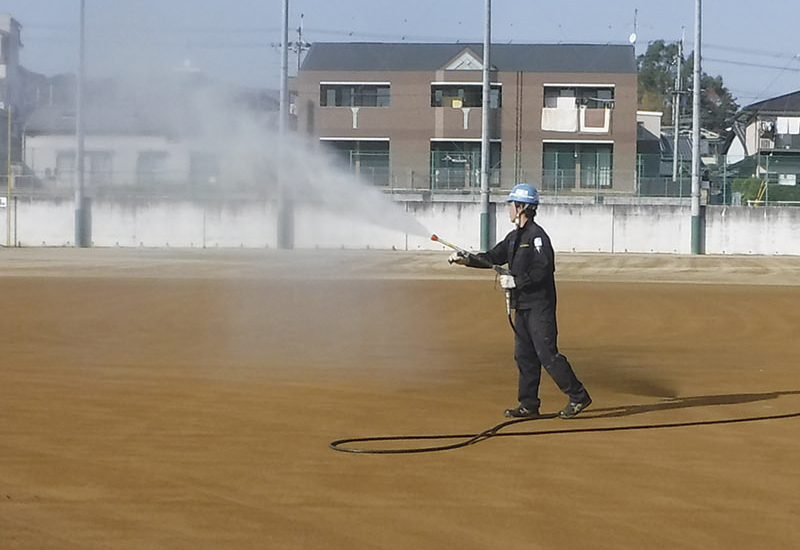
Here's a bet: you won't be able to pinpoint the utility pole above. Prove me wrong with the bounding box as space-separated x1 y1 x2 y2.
672 32 683 184
279 0 289 138
291 14 311 72
75 0 90 247
479 0 492 251
690 0 704 254
6 105 11 247
277 0 293 249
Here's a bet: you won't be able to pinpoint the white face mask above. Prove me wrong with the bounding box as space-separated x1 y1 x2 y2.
509 203 524 226
510 203 534 227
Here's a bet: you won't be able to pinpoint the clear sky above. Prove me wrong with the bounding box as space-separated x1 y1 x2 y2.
4 0 800 107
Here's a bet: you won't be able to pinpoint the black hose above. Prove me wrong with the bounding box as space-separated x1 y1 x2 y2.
330 415 557 454
329 411 800 454
505 304 526 341
490 266 522 338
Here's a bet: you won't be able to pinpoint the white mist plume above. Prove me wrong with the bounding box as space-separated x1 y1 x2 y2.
268 134 431 238
186 86 431 238
81 64 430 241
81 0 431 242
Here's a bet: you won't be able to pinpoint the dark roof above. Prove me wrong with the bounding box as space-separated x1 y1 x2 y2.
24 99 200 137
637 124 660 142
741 90 800 114
659 131 694 161
301 43 636 74
637 125 660 155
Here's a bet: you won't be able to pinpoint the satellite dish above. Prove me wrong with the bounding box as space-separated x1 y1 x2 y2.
628 33 637 44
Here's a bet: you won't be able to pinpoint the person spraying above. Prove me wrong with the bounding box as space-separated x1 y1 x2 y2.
448 183 592 419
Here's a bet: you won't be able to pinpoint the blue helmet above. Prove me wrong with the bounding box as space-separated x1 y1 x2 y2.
507 184 540 205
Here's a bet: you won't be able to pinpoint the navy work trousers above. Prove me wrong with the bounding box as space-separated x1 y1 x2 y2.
513 308 589 411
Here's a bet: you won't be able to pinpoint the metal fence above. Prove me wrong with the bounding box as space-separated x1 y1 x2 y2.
346 151 391 187
7 152 796 206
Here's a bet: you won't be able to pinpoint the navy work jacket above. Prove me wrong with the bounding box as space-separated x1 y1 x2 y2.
467 220 558 313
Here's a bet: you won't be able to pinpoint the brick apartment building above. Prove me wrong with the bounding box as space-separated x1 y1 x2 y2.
294 42 638 196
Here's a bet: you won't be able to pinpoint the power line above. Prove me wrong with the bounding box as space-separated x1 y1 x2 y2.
704 57 800 73
19 21 800 64
704 43 799 60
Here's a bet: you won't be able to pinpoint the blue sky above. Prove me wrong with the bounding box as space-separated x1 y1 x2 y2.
4 0 800 107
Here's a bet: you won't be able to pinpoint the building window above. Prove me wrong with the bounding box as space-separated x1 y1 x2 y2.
136 151 169 186
542 143 613 191
322 140 391 187
579 144 613 189
0 36 8 64
543 86 614 109
431 84 501 108
54 151 113 187
774 116 800 150
430 141 501 190
542 86 614 133
55 151 75 187
86 152 113 186
319 83 390 107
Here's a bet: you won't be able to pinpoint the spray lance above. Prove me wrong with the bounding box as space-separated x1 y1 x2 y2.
431 234 482 263
431 233 492 269
431 234 517 332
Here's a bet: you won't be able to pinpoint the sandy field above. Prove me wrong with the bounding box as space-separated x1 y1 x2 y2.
1 248 799 549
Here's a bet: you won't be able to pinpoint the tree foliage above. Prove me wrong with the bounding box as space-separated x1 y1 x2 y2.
637 40 739 135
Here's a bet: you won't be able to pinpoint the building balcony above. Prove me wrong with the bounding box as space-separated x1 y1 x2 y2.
541 106 611 134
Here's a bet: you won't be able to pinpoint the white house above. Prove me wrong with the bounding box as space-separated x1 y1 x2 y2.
22 76 280 192
725 90 800 184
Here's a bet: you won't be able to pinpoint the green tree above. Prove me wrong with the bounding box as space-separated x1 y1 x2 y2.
637 40 682 116
637 40 739 135
684 60 740 135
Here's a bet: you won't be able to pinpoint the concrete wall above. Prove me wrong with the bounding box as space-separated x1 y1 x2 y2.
1 196 798 256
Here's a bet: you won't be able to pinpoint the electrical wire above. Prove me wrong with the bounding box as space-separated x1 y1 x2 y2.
704 57 800 73
329 410 800 454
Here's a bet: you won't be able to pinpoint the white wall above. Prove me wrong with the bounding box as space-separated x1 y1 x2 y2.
707 206 800 255
1 196 799 256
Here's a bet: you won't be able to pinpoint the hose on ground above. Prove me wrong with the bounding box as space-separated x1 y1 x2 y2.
329 411 800 454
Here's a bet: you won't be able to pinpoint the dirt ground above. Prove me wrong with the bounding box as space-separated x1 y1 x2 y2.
1 248 799 549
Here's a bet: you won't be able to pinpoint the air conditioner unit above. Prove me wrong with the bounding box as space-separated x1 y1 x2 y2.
759 138 774 150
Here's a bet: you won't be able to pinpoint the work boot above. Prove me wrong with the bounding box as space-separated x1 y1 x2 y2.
504 405 541 418
558 397 592 419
